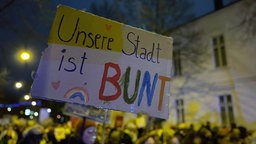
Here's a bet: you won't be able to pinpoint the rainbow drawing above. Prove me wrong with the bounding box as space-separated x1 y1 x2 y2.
64 87 89 103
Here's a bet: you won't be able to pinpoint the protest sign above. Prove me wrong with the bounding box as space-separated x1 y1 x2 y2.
31 5 173 119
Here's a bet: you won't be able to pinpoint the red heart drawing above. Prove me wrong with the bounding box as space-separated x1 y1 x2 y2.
105 24 112 30
52 81 60 90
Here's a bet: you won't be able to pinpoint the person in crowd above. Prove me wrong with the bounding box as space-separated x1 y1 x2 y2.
143 136 156 144
2 114 256 144
107 128 122 144
216 127 230 144
167 136 180 144
192 135 203 144
104 127 133 144
123 121 138 143
18 124 45 144
136 130 162 144
81 120 98 144
0 125 18 144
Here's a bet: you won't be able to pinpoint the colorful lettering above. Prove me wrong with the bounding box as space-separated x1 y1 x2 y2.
158 76 171 111
99 62 121 101
98 62 170 111
137 71 158 107
123 66 141 104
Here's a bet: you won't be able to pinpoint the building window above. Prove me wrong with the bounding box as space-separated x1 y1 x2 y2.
219 95 234 127
176 99 185 124
213 34 227 67
173 50 182 76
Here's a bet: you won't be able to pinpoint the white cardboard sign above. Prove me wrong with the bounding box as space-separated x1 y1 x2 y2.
31 5 173 119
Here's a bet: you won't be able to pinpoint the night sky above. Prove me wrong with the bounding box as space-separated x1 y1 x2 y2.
0 0 239 103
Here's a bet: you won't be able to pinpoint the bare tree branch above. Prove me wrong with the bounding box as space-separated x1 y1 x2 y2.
0 0 16 12
237 0 256 39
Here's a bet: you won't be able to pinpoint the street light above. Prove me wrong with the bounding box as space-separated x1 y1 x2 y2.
31 101 37 106
47 108 51 113
34 112 39 117
20 51 30 61
24 94 30 100
15 82 23 89
7 107 11 112
19 50 32 62
16 49 33 96
16 49 33 67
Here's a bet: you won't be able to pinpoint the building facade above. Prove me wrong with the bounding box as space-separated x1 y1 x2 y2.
168 0 256 129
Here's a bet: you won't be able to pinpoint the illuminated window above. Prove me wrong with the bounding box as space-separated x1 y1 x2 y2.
213 34 227 67
176 99 185 124
219 95 234 127
173 50 182 76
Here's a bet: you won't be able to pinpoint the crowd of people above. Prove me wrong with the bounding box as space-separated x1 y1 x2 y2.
1 115 256 144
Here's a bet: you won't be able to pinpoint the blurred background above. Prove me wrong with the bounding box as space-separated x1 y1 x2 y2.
1 0 256 141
